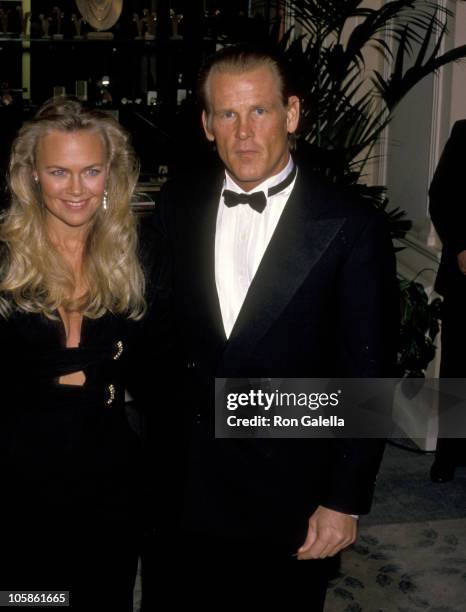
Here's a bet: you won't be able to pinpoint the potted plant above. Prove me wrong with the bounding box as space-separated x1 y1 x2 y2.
273 0 466 376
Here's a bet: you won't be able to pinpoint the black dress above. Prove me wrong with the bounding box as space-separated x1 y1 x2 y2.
0 308 144 611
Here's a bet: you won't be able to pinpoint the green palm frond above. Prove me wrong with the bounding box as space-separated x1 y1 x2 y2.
376 38 466 110
280 0 466 376
283 0 465 184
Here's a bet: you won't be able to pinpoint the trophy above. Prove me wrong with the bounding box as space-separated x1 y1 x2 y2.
142 9 156 40
133 13 143 39
75 80 88 101
71 14 85 39
170 10 183 40
17 7 31 39
53 85 66 98
76 0 122 40
0 8 10 37
52 7 64 40
39 14 52 39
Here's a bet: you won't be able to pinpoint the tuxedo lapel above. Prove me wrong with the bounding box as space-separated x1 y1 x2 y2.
218 171 345 372
190 171 227 344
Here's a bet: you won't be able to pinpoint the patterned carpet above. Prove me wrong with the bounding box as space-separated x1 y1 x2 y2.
326 518 466 612
326 442 466 612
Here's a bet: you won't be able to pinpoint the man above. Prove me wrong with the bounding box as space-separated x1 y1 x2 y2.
429 120 466 482
141 45 397 606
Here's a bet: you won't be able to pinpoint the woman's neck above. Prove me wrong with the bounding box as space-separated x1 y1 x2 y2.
47 227 87 301
46 215 90 253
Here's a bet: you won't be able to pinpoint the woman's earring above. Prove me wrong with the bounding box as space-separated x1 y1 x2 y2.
102 189 108 211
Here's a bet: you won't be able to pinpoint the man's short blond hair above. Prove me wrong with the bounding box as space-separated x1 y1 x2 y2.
197 44 295 115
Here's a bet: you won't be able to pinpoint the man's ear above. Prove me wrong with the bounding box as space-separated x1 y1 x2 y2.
286 96 300 134
202 110 215 142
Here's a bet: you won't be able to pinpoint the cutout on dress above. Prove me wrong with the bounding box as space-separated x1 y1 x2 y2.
59 371 86 386
57 307 86 387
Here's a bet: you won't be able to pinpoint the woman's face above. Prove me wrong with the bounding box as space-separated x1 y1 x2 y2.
34 129 108 236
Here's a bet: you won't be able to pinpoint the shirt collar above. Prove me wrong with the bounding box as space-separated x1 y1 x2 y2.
223 155 295 195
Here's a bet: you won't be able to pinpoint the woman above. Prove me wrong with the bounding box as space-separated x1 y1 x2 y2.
0 97 145 610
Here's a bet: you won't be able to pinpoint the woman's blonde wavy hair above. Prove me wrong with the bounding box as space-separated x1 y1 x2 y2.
0 97 146 320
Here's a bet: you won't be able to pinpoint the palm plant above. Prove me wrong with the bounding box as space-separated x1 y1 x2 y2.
270 0 466 376
279 1 466 174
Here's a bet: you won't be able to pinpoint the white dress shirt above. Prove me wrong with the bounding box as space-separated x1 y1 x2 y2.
215 156 297 338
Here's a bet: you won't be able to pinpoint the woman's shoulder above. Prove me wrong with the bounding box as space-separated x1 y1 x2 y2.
0 306 42 354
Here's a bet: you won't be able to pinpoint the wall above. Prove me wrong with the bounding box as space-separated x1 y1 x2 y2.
384 0 466 449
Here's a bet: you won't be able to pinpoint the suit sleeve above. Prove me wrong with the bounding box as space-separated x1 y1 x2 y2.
320 211 398 515
429 121 466 255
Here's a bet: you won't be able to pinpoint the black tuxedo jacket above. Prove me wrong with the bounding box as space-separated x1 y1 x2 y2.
141 165 397 542
429 120 466 297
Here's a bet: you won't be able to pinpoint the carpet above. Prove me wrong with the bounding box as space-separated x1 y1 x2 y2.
326 518 466 612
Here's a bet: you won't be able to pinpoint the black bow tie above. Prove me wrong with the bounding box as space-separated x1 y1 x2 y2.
222 164 297 214
222 190 267 213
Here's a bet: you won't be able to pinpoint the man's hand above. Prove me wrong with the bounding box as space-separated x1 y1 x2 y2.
457 250 466 275
296 506 357 560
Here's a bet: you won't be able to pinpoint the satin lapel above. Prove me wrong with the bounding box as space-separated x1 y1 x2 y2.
190 171 227 344
219 172 345 371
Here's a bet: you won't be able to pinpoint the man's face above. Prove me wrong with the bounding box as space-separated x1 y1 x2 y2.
202 65 299 192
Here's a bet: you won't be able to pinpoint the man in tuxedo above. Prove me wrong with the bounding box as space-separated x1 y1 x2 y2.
142 45 397 607
429 120 466 482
